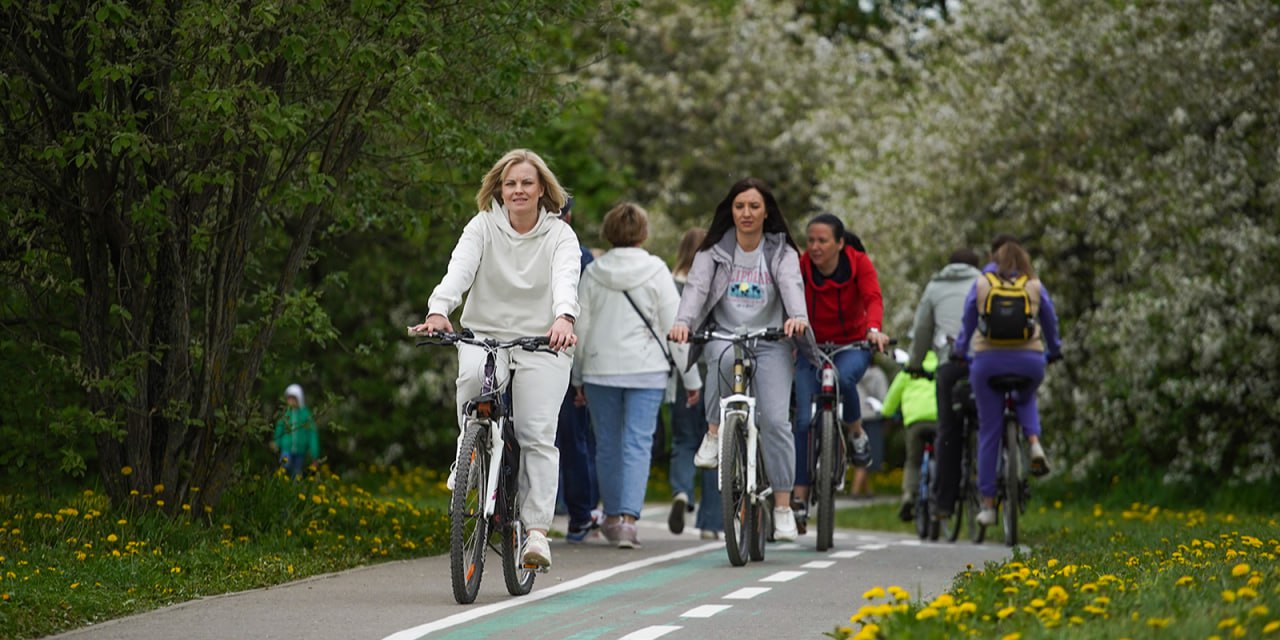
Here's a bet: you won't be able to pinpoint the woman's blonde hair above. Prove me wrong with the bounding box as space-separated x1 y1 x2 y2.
673 227 707 276
601 202 649 248
994 241 1036 279
474 149 568 213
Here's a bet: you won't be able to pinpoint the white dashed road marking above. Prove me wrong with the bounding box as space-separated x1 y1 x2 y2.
760 571 806 583
680 604 733 618
802 560 837 569
857 544 888 550
829 550 863 559
619 625 682 640
723 587 771 600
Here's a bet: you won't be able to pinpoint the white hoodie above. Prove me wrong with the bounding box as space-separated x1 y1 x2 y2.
427 200 581 340
572 247 701 391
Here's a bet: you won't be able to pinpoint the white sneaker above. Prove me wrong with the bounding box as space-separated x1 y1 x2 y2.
445 462 457 491
977 507 997 527
522 531 552 569
773 507 798 542
1029 441 1050 477
694 432 720 469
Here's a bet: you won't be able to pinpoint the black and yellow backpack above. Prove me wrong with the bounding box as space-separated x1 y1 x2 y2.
978 273 1036 344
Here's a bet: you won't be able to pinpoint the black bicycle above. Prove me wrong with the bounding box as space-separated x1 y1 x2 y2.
943 377 982 544
983 375 1033 547
690 326 786 567
413 329 557 604
805 340 892 551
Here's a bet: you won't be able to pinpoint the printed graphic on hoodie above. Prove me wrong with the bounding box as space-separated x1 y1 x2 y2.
715 246 784 330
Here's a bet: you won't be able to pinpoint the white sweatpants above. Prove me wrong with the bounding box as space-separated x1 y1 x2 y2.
455 342 571 531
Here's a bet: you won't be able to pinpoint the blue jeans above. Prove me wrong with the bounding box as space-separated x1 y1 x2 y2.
971 351 1046 499
585 384 665 519
557 386 598 530
668 382 724 532
281 452 306 479
793 348 872 486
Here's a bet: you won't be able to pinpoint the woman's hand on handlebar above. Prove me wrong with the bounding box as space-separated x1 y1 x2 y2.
410 313 453 336
783 318 809 338
547 316 577 352
668 323 690 344
868 330 892 353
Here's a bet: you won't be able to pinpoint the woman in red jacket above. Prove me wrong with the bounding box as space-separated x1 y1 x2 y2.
792 213 891 522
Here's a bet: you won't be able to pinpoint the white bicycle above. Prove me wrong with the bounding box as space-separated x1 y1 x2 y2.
690 326 787 566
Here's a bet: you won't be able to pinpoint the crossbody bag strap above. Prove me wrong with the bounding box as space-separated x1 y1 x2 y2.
622 290 677 371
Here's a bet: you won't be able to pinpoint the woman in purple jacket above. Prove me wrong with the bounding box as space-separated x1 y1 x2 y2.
952 240 1062 527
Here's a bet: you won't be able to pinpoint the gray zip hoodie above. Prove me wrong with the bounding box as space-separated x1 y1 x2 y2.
908 262 982 368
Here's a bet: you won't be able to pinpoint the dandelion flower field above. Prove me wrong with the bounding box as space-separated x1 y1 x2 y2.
830 503 1279 639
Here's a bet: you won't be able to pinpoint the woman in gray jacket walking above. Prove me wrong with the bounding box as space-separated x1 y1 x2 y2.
668 177 814 542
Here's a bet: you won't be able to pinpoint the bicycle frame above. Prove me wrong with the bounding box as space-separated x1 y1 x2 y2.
714 334 766 505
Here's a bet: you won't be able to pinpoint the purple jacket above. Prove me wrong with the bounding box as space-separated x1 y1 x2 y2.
954 263 1062 360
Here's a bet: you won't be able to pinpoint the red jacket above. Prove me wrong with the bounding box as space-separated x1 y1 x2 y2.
800 245 884 344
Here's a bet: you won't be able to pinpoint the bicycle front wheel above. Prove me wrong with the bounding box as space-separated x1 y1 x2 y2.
720 416 751 567
749 443 770 562
815 410 837 551
450 422 490 604
1002 420 1021 547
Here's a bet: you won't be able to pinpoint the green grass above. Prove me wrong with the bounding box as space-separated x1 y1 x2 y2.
0 465 450 640
828 499 1280 640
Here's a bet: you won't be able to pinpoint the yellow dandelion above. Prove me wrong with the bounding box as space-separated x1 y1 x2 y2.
888 586 909 601
170 566 181 574
1232 563 1250 577
1047 585 1069 605
997 606 1016 620
121 466 133 476
932 593 956 608
863 586 886 600
106 534 118 543
153 483 164 493
1222 589 1237 603
916 608 939 620
1262 620 1279 634
1249 606 1270 618
1001 634 1021 640
1237 587 1258 599
1219 617 1239 629
1175 576 1194 586
1147 617 1173 629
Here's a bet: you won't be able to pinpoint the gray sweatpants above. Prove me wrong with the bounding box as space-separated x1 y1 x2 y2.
703 339 796 492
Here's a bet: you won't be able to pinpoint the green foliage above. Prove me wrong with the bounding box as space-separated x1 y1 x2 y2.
0 1 627 504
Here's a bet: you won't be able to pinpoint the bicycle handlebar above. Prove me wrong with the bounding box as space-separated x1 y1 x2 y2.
409 328 556 354
815 338 898 354
687 327 787 345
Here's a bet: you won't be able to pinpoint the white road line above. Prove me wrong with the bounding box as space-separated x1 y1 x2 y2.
802 560 837 569
771 542 802 551
723 587 771 600
829 550 863 559
381 542 722 640
680 604 733 618
760 570 806 583
857 544 888 550
619 625 683 640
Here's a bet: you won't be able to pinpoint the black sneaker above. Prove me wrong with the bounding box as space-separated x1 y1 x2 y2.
849 432 872 467
898 501 915 522
791 499 808 535
668 492 688 535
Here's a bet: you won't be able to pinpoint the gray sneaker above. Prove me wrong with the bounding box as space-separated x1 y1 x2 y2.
849 431 872 467
617 522 642 549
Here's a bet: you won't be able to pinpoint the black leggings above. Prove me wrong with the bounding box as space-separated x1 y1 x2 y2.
930 361 970 516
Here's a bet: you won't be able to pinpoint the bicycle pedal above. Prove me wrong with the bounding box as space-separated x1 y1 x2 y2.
522 563 550 573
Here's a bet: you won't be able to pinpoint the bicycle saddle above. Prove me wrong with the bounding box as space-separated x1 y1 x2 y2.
988 375 1034 392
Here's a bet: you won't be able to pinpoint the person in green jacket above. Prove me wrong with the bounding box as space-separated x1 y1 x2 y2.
882 351 938 521
273 383 319 479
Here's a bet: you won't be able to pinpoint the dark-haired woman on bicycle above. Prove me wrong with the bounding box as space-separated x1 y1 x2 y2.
668 177 815 542
792 214 890 519
410 149 580 570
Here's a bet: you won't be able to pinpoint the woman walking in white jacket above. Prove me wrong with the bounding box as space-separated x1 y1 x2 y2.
573 203 701 549
411 149 580 570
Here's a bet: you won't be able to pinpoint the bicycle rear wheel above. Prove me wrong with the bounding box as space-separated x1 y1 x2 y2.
450 422 490 604
815 410 837 551
749 443 770 562
500 434 535 596
720 416 751 567
916 456 940 541
1002 420 1021 547
944 448 968 542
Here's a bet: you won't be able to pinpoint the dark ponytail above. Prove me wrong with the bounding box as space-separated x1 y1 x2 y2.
807 213 865 253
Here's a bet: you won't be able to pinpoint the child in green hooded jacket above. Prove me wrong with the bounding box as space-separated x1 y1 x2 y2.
882 351 938 521
273 383 319 479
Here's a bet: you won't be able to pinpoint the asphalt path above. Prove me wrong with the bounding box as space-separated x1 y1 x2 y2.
47 499 1011 640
